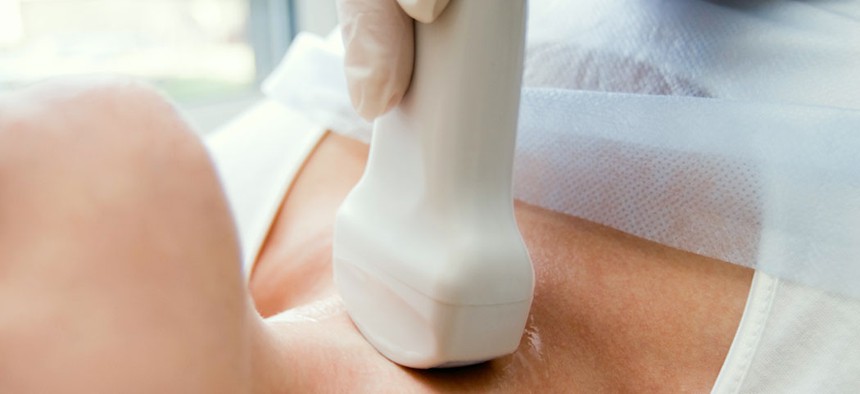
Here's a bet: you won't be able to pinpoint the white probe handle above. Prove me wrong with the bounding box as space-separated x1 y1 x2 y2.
334 0 533 369
371 0 527 211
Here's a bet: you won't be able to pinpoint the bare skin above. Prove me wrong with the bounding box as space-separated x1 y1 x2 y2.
0 80 752 393
0 79 254 393
250 132 753 393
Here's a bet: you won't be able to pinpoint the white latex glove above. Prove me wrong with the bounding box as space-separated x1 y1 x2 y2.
337 0 452 120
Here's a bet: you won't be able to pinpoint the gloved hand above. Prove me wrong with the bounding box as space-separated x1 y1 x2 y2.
336 0 451 120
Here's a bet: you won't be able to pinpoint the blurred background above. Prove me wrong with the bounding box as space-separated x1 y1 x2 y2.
0 0 337 132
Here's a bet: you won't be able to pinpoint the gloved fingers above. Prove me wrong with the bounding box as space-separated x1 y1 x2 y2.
337 0 414 120
396 0 452 23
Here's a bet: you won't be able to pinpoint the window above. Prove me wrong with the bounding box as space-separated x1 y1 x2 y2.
0 0 313 132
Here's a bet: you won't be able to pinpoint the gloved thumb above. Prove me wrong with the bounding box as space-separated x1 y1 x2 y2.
397 0 451 23
337 0 414 120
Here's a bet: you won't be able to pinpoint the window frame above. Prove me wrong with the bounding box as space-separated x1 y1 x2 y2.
249 0 297 81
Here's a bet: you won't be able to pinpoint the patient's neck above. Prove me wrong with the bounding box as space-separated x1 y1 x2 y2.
250 132 753 392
